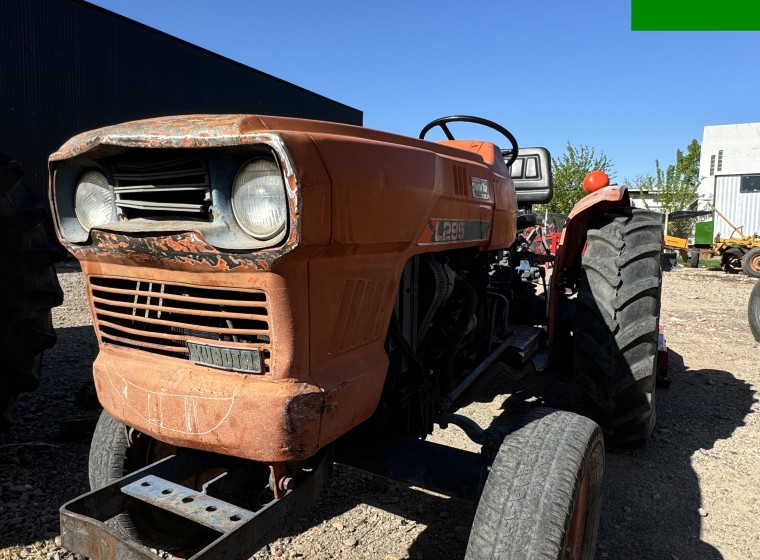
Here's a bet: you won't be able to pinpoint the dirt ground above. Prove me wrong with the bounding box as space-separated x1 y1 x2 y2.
0 262 758 560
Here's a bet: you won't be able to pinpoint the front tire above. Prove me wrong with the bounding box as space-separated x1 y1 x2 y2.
573 208 663 444
89 410 213 552
466 409 604 560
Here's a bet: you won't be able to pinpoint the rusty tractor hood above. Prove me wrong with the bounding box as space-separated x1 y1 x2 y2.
50 114 472 161
50 114 515 269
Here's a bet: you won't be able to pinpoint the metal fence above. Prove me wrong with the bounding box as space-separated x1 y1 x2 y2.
541 210 712 244
663 210 712 240
544 213 569 233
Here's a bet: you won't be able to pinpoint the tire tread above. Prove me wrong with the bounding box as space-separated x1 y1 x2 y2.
466 409 604 560
573 208 663 444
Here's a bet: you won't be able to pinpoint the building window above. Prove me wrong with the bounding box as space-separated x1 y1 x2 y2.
710 155 715 176
740 174 760 194
717 150 724 172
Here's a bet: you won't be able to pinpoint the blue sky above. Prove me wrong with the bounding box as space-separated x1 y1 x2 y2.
88 0 759 182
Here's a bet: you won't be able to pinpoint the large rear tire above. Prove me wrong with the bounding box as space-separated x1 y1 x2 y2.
0 154 63 431
749 281 760 342
465 408 604 560
573 208 663 445
742 247 760 279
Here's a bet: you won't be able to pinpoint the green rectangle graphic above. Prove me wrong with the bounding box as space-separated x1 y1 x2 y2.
632 0 760 30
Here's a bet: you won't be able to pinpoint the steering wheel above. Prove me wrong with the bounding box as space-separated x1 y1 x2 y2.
419 115 519 167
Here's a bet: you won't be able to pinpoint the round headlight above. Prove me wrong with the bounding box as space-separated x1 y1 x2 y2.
74 171 114 232
232 158 288 240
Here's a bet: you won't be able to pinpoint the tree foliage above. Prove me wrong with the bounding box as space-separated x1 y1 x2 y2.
631 139 701 214
540 142 614 215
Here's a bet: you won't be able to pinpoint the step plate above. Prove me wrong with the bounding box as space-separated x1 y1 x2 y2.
60 450 331 560
121 475 255 533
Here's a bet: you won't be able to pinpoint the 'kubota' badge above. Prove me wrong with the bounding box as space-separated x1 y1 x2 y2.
471 177 490 200
187 342 262 374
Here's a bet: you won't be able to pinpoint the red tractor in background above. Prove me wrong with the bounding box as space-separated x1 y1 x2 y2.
50 115 663 559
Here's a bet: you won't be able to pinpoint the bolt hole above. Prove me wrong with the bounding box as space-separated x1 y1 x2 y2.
141 481 151 487
230 514 243 522
181 497 194 503
206 506 217 512
162 489 173 495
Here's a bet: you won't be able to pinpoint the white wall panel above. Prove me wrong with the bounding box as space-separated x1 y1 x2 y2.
714 176 760 237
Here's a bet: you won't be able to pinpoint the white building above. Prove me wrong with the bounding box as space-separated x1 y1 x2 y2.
627 186 664 212
699 123 760 238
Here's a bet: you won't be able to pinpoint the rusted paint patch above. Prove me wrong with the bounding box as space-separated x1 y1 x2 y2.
68 231 298 272
50 115 246 161
282 391 325 457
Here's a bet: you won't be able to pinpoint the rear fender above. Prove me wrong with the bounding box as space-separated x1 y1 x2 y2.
547 185 630 343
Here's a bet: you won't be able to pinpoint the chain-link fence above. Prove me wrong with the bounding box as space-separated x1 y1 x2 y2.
663 210 712 240
544 212 568 233
541 210 712 243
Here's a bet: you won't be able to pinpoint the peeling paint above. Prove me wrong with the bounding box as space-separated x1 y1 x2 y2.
67 231 298 272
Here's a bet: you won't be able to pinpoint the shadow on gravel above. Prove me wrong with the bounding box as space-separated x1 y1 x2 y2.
274 465 478 559
0 325 99 549
470 349 755 560
1 323 752 560
598 349 755 560
268 370 578 559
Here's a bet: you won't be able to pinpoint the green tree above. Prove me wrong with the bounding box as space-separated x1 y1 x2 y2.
540 142 614 215
631 139 701 214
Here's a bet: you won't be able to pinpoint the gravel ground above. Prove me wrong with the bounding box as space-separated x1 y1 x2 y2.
0 260 758 560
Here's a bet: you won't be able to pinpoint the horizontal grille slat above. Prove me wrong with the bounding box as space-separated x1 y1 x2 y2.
114 185 209 193
115 200 208 212
90 284 267 307
98 319 268 349
91 296 267 322
100 330 190 354
93 308 269 336
89 276 271 373
99 318 190 343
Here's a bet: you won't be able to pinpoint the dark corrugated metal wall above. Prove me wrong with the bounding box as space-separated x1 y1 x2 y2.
0 0 362 201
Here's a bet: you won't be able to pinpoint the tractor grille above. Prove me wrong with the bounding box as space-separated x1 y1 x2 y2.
112 157 212 220
88 276 271 372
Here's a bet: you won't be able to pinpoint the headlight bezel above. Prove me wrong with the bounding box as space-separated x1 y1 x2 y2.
51 161 118 244
51 140 297 252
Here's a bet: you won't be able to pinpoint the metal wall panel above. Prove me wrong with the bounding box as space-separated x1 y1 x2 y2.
713 175 760 237
0 0 362 201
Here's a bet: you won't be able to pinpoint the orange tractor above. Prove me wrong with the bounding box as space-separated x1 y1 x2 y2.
51 115 663 559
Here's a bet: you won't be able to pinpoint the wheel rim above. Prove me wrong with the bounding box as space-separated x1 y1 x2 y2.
750 254 760 273
564 466 590 560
